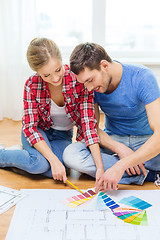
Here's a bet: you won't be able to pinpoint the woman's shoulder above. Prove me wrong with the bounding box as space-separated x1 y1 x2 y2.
24 73 44 89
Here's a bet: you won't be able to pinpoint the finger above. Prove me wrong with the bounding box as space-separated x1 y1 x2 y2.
113 183 118 190
63 174 67 183
95 175 102 187
107 182 112 191
139 164 147 176
59 175 63 181
134 165 141 175
126 168 132 176
95 178 103 193
53 174 57 181
129 167 136 175
56 173 61 181
95 179 99 191
99 185 104 191
101 181 107 193
95 177 99 186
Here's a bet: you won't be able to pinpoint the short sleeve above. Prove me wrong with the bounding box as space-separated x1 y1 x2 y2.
137 69 160 105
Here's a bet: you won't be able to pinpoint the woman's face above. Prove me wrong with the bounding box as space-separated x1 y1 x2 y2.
38 57 64 86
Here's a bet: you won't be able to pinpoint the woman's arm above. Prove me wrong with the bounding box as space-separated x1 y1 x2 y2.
34 140 67 182
22 77 67 182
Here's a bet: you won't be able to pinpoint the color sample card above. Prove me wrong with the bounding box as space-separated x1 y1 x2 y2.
95 193 110 211
63 189 96 208
99 192 151 225
119 196 152 210
98 192 120 210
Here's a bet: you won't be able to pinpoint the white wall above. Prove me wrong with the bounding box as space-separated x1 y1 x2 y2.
147 65 160 86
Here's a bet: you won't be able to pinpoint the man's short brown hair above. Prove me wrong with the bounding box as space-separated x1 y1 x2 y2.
70 42 112 75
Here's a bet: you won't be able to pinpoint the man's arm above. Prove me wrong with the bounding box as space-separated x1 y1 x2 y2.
95 103 145 176
96 98 160 192
95 104 133 157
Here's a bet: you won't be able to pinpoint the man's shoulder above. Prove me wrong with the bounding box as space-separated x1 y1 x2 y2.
123 63 152 75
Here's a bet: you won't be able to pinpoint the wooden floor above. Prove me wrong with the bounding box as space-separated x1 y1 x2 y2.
0 118 158 240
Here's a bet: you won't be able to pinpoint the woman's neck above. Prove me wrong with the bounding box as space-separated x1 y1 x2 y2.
48 83 64 107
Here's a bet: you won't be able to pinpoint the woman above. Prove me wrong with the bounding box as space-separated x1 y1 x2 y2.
0 38 74 182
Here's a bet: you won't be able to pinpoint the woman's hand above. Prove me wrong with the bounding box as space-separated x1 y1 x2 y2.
95 168 104 190
33 140 67 183
50 158 67 183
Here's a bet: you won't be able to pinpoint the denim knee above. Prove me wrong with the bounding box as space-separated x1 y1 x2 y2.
63 142 86 170
25 153 50 174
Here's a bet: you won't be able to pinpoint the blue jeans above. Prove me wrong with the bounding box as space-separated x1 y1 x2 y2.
63 134 160 185
0 127 72 178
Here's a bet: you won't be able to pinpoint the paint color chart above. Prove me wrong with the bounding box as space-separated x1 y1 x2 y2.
64 190 152 226
63 189 96 208
98 192 151 225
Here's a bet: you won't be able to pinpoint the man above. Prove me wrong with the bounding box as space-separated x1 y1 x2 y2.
63 42 160 192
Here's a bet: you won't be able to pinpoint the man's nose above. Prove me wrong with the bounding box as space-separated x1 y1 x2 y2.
85 83 93 92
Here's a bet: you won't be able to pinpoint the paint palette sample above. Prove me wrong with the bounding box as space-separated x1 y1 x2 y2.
119 196 152 210
98 192 120 210
63 189 96 208
99 192 151 225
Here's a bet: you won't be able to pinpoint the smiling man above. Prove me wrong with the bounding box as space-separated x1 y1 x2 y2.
63 42 160 192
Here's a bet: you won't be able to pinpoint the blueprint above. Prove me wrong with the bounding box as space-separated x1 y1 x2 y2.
6 189 160 240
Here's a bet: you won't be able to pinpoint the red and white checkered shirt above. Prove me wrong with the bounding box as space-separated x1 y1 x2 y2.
22 65 99 147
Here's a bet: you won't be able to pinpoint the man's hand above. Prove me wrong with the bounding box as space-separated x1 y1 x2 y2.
116 145 147 177
126 163 147 176
95 162 125 193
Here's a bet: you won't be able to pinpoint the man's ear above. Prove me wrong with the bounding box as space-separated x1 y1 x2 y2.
100 60 109 71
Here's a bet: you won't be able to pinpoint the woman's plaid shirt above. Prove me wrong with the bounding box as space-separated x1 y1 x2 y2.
22 65 99 147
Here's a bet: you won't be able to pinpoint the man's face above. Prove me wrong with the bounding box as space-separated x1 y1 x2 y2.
75 66 111 93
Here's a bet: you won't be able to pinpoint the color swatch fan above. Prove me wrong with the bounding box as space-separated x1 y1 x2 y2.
98 192 152 225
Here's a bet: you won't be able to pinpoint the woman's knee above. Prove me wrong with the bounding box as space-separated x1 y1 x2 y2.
63 143 84 166
63 142 91 171
63 143 79 165
25 153 50 174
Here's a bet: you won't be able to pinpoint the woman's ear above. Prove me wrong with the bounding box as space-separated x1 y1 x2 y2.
100 60 109 71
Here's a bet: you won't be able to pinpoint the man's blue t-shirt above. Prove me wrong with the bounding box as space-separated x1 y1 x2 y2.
94 63 160 136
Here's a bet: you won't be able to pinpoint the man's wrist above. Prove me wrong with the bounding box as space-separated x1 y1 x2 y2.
115 159 127 172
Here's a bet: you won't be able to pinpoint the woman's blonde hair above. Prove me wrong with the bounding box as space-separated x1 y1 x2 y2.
27 37 62 72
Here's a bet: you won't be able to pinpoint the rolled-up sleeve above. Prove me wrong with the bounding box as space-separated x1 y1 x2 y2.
22 80 44 146
80 88 99 146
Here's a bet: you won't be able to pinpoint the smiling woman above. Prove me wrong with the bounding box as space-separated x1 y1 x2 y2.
0 37 99 186
0 38 74 182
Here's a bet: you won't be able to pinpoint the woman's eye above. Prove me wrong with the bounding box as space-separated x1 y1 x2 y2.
56 67 61 72
44 74 50 78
